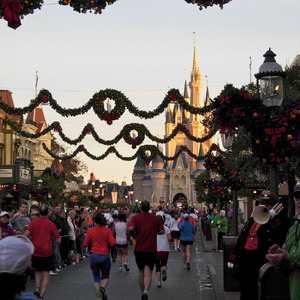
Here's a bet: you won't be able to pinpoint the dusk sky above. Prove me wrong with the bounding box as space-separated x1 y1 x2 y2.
1 0 299 185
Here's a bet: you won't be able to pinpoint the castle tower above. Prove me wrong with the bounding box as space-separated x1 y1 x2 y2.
151 150 166 206
195 143 206 177
132 155 145 202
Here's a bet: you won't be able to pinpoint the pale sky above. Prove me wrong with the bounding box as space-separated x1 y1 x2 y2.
1 0 299 185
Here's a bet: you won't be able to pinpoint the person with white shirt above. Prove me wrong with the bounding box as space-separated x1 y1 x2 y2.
168 212 181 252
156 215 171 288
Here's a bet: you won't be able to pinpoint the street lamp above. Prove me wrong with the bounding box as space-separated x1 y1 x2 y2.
37 178 43 188
255 48 286 199
111 185 118 204
135 199 138 207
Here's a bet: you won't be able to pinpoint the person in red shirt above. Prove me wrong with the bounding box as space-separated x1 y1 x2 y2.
24 204 61 300
128 200 165 300
83 212 116 300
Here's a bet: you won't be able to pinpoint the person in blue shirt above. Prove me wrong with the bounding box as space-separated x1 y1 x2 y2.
179 213 196 271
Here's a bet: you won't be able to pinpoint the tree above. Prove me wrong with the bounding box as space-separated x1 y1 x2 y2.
51 138 88 183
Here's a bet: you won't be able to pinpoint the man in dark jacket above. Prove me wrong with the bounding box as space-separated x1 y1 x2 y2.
228 190 291 300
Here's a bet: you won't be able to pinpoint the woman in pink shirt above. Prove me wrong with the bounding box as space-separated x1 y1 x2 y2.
83 212 116 300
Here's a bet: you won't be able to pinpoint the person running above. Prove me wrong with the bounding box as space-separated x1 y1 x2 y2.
83 212 116 300
112 213 130 272
179 213 195 271
24 204 61 300
156 215 171 288
128 200 165 300
168 212 181 252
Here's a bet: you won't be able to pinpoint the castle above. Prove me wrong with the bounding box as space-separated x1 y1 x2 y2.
132 42 214 207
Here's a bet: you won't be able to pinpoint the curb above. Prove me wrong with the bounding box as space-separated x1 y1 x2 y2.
200 229 227 300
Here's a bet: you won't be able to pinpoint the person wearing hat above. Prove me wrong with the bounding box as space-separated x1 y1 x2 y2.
179 213 196 271
266 182 300 300
0 211 16 239
228 190 291 300
0 235 38 299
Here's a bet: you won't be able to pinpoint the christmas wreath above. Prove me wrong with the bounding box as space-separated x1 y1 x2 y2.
185 0 231 10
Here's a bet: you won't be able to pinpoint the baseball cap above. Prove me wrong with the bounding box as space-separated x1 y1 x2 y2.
293 182 300 196
30 210 40 215
183 213 189 220
0 211 9 217
0 235 34 275
258 190 277 204
113 210 119 215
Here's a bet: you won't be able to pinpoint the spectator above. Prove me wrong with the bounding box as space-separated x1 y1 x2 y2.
67 210 77 257
266 182 300 300
57 210 70 266
4 205 16 228
0 211 16 239
210 208 220 251
217 210 227 252
0 235 37 300
29 210 40 222
11 201 31 235
128 200 165 300
79 210 89 258
24 204 61 300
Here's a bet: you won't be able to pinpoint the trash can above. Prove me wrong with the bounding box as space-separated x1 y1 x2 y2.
258 262 290 300
204 220 212 241
223 236 240 291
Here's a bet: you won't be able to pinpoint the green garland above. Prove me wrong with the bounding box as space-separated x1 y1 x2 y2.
185 0 231 10
4 117 216 148
42 142 223 165
58 0 117 14
0 88 213 124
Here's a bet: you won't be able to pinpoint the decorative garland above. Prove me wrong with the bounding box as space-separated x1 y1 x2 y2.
185 0 231 10
212 84 300 165
0 0 43 29
4 117 216 148
58 0 117 14
42 142 223 165
0 88 213 124
1 0 232 29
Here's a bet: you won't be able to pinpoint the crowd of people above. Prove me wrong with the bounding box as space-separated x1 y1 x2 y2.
1 183 299 300
0 200 200 300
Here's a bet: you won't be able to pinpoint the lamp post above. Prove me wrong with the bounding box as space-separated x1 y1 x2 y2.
254 48 286 200
221 130 239 236
135 199 138 207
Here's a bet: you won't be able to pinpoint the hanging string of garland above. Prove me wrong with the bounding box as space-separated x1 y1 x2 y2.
42 142 224 165
185 0 231 10
4 117 216 148
58 0 117 14
0 88 213 124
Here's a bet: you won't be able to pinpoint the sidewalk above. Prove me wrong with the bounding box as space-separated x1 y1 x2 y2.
199 228 240 300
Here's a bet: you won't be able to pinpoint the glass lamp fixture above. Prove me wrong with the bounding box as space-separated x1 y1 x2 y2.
255 48 286 108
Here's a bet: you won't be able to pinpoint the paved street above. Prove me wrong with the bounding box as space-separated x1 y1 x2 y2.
28 230 216 300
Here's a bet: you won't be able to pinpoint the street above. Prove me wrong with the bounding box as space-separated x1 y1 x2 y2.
27 231 215 300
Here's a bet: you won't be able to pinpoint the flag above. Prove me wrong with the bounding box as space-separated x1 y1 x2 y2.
35 71 38 88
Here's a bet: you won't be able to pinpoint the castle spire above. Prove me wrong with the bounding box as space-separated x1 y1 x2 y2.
191 33 200 82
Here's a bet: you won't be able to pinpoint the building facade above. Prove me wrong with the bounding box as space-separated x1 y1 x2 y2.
132 44 214 207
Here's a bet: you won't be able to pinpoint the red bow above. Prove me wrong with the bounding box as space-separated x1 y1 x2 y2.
145 159 151 166
171 93 177 102
131 140 138 149
104 113 114 125
2 0 22 29
41 95 48 103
